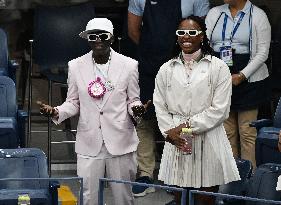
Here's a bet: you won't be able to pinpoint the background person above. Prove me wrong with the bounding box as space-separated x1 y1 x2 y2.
206 0 271 168
38 18 149 205
128 0 210 197
153 16 240 205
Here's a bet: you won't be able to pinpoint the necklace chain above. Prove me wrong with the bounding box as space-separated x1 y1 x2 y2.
92 52 112 80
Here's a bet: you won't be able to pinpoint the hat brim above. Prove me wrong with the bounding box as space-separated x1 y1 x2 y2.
79 29 113 39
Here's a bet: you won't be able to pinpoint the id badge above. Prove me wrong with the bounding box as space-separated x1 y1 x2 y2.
220 46 233 66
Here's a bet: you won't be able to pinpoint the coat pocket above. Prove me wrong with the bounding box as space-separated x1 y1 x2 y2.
77 121 90 131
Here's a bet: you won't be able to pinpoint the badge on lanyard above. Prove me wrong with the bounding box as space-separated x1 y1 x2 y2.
220 12 245 67
220 46 233 66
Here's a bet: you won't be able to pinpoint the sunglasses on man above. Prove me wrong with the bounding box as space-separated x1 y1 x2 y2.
176 30 203 37
87 33 112 41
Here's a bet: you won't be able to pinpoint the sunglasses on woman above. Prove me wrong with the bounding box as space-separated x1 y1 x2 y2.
176 29 202 37
87 33 112 41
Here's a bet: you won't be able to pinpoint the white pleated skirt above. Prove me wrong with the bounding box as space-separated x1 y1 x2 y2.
158 125 240 188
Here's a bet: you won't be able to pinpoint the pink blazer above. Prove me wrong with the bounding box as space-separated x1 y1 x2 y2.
54 49 141 156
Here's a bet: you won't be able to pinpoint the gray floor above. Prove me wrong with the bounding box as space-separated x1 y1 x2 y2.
21 69 174 205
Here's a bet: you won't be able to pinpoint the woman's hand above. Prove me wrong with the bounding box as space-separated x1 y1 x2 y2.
37 101 58 118
165 123 188 149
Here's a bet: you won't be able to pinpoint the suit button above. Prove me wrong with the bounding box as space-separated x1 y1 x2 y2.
100 111 103 115
99 126 101 129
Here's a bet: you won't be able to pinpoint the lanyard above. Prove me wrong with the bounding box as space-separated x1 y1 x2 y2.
249 4 253 56
210 4 253 55
222 12 245 43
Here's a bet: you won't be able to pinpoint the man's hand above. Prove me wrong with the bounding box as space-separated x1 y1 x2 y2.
132 100 152 118
37 101 58 118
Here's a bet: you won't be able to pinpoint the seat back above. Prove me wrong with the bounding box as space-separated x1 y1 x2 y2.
216 159 252 205
273 97 281 128
0 148 49 189
33 2 95 82
0 76 16 118
0 28 8 76
255 130 281 166
246 163 281 205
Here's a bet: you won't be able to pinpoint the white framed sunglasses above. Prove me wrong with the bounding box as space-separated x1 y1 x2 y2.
176 29 203 37
87 33 112 41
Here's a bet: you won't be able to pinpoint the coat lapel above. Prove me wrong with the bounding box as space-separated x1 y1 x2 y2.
78 51 101 108
100 49 124 108
79 51 95 84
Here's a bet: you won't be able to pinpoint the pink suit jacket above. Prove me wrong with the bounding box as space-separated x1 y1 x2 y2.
54 49 141 157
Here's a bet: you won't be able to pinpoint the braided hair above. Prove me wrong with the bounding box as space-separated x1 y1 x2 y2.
171 15 213 58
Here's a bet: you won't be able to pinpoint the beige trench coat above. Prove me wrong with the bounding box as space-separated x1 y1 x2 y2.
153 55 240 188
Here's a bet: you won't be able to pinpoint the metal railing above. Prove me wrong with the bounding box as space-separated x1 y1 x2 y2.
189 190 281 205
98 178 281 205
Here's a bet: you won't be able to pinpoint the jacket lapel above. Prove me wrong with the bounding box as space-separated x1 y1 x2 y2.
79 51 95 84
78 51 101 108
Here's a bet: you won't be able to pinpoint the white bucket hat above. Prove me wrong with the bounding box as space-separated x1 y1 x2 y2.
79 18 114 39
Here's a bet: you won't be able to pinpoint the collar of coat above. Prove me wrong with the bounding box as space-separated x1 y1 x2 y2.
170 54 212 67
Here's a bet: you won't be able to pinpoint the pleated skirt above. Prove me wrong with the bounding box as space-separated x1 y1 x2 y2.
158 125 241 188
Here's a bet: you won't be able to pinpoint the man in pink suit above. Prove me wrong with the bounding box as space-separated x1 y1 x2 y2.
39 18 149 205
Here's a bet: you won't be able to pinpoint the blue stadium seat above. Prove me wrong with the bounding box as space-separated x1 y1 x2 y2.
216 158 253 205
0 76 28 148
250 97 281 166
0 28 18 83
0 148 59 205
29 2 95 171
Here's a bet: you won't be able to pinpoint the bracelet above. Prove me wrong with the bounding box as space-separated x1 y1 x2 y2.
238 72 246 81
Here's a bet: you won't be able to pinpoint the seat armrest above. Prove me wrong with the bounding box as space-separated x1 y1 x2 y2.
215 199 225 205
8 60 19 82
262 130 280 135
0 117 17 128
0 117 18 148
49 180 60 205
0 68 8 76
17 110 28 147
18 110 28 119
249 119 273 130
49 180 60 189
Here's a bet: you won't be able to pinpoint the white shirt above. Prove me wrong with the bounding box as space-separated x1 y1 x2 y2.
208 0 252 54
206 1 271 82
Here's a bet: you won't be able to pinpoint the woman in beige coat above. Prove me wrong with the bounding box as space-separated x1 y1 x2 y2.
153 16 240 205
